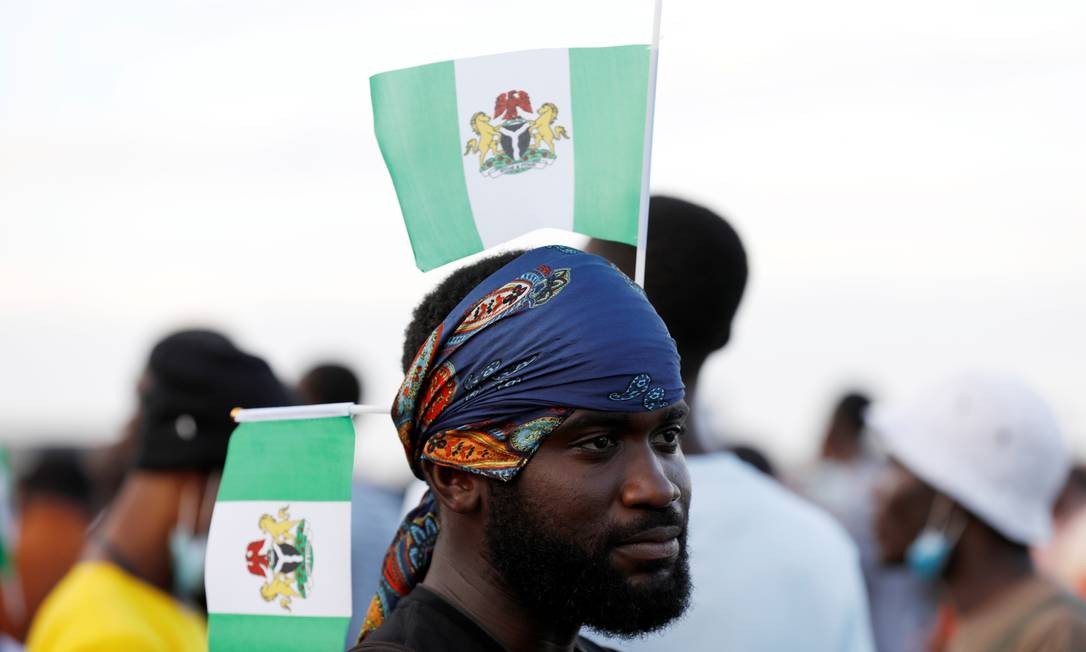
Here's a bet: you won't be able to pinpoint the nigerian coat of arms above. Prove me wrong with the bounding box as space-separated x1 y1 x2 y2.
244 505 314 612
463 89 570 178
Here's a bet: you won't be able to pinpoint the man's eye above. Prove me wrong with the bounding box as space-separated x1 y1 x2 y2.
652 428 684 449
578 435 618 452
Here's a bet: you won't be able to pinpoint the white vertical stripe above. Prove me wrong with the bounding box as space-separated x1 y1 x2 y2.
454 49 575 248
206 500 351 618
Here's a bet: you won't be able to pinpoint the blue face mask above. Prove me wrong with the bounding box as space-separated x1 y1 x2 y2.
906 529 953 580
169 530 208 601
906 495 964 581
170 474 215 602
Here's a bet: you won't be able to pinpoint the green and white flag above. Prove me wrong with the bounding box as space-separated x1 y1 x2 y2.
206 404 355 652
0 449 13 576
371 45 655 271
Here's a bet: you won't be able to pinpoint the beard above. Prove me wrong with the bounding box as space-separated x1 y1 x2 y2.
484 479 691 638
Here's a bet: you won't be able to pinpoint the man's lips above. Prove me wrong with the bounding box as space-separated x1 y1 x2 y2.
612 525 682 562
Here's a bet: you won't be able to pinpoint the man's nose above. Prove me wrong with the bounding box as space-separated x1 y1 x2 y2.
620 444 682 509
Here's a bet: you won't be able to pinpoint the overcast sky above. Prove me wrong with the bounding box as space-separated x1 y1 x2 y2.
2 0 1084 481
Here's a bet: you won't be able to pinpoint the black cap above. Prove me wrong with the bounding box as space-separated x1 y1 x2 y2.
135 330 291 471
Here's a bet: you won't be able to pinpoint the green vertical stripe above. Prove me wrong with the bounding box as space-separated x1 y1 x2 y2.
216 417 354 502
209 613 348 652
569 45 650 245
371 61 483 271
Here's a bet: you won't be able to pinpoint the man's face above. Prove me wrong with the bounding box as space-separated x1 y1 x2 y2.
872 460 935 564
484 402 692 637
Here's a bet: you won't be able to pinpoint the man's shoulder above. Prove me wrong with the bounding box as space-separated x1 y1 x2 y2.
354 635 615 652
353 643 415 652
349 587 506 652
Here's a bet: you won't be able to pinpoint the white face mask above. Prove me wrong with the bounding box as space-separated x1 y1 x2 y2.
169 474 217 602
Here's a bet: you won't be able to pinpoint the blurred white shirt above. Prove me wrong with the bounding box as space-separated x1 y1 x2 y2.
796 456 937 652
591 453 875 652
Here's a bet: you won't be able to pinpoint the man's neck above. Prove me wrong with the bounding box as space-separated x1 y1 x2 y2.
423 534 581 652
944 539 1034 616
86 472 182 594
677 373 712 457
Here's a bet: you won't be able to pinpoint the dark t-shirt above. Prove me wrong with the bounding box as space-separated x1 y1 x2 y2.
350 585 617 652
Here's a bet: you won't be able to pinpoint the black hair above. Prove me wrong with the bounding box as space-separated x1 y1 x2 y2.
834 392 872 434
728 444 776 478
644 196 748 357
298 363 362 404
18 449 92 509
401 250 526 373
135 329 291 471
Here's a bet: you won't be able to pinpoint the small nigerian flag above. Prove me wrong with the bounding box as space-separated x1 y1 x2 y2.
371 45 654 270
206 404 355 651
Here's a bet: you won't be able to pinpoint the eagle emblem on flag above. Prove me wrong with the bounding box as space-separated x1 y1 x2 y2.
463 89 570 177
244 506 314 612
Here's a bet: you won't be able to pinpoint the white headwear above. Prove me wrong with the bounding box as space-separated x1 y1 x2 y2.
873 372 1071 545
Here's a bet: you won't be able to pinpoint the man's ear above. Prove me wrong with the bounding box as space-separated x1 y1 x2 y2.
422 462 486 514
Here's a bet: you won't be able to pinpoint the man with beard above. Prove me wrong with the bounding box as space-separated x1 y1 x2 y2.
351 246 691 652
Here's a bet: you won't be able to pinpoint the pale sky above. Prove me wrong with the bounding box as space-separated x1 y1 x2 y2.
2 0 1084 483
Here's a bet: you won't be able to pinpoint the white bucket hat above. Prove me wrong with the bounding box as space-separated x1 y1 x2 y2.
872 372 1071 546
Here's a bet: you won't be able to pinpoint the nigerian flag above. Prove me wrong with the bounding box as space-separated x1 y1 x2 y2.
0 449 13 576
206 405 355 651
371 45 655 271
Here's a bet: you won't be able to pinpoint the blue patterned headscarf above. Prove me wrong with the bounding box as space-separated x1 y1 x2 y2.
360 246 683 640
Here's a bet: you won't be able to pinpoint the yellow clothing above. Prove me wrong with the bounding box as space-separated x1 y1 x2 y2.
26 561 206 652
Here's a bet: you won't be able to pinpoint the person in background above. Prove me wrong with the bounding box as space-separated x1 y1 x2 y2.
27 329 291 652
873 373 1086 651
298 363 364 405
0 451 93 643
796 392 938 652
588 195 874 652
1033 466 1086 598
294 362 403 647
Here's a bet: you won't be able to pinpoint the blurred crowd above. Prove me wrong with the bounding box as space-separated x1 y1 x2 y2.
1 195 1084 652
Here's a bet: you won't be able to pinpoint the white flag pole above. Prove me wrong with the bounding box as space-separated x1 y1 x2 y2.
634 0 662 288
231 403 390 423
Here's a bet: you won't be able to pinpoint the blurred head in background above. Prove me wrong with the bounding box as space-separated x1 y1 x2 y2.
297 363 363 405
871 373 1086 647
820 391 872 463
16 450 92 514
0 451 93 642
